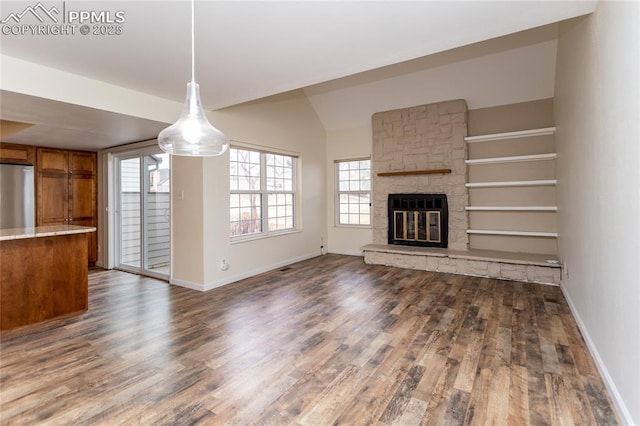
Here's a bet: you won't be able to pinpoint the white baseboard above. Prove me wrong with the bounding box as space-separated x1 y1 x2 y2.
560 286 634 425
95 260 104 268
327 249 364 257
201 251 323 291
170 252 322 292
170 278 206 291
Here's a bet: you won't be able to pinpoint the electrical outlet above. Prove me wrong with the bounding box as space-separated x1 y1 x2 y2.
219 259 230 271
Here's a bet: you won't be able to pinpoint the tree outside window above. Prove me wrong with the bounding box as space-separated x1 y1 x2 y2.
230 147 296 238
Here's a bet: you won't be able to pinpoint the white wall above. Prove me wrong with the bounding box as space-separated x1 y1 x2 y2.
554 2 640 424
170 156 206 286
171 90 327 289
1 55 181 124
306 27 558 131
325 126 373 255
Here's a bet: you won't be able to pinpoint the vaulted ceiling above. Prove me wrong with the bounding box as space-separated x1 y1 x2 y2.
0 1 596 150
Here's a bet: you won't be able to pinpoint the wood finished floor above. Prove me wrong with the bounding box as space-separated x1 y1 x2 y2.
0 254 618 425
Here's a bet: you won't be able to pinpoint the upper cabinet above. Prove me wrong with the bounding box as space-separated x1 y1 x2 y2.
37 148 68 172
0 142 35 165
36 149 70 225
36 148 98 264
69 151 97 174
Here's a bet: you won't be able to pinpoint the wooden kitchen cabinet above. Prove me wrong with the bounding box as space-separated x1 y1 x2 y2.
0 142 35 165
37 172 69 224
1 232 90 331
36 148 97 264
69 151 97 174
37 148 68 172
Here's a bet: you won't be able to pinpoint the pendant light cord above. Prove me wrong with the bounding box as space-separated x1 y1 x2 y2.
191 0 195 83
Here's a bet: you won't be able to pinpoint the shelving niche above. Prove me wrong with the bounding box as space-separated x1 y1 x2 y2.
465 127 558 255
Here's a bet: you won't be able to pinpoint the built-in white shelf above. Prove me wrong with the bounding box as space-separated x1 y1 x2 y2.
467 229 558 238
465 127 556 143
465 153 556 165
465 179 557 188
465 206 558 212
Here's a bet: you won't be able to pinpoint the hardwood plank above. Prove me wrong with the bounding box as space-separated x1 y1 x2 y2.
420 357 462 425
453 330 484 393
510 307 529 367
413 331 453 400
442 389 471 425
392 397 429 425
540 335 562 374
485 366 511 425
463 367 492 425
298 365 362 425
582 375 620 424
508 364 530 425
545 373 575 425
528 371 552 425
556 343 598 425
379 364 425 423
0 254 620 425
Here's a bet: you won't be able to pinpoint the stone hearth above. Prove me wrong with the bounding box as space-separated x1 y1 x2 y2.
363 244 561 285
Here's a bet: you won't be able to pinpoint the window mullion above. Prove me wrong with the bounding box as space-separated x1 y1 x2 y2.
261 152 267 233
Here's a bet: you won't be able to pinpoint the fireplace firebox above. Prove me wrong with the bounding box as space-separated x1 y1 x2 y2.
388 194 448 248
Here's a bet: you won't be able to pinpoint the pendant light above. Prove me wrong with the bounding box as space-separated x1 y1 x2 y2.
158 0 228 156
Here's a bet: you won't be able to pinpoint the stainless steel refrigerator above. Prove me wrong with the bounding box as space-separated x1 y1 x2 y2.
0 163 35 229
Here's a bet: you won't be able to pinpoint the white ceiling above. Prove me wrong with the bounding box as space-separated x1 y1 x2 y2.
0 90 168 150
0 1 596 150
305 23 559 131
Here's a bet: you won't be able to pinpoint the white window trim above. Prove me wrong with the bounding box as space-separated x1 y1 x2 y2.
334 157 372 229
230 144 300 242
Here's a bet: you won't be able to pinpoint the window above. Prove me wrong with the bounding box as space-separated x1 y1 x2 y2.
230 147 296 238
336 159 371 226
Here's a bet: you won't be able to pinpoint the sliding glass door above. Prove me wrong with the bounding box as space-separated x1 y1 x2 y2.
115 150 170 279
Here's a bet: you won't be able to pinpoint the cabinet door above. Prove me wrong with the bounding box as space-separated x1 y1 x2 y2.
69 160 97 263
69 174 96 222
37 173 69 225
35 148 97 264
37 149 68 173
69 151 96 175
0 143 35 165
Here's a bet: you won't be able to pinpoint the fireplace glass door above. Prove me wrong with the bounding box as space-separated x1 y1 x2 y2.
388 193 448 248
394 211 441 243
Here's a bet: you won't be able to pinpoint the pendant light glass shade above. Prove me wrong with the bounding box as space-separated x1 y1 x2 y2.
158 0 228 157
158 81 228 156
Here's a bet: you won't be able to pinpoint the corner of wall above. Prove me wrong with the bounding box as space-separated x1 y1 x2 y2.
553 2 640 424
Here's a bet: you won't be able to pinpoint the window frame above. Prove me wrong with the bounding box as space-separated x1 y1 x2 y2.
335 157 372 228
230 145 299 242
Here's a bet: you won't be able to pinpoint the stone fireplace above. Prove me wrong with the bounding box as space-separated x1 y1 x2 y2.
388 193 448 248
371 99 469 250
363 99 561 286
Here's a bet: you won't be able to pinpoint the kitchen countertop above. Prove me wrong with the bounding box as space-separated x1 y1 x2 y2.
0 225 96 241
